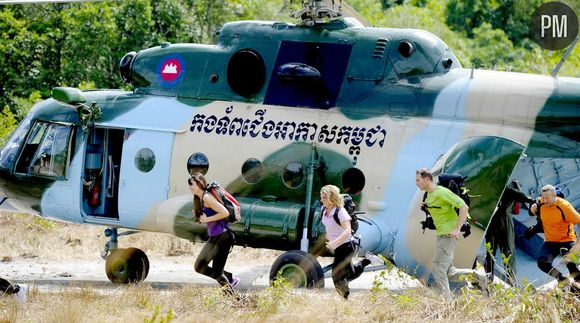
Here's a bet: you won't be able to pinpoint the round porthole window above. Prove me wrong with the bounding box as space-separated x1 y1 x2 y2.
227 49 266 98
242 158 263 184
135 148 155 173
341 167 365 194
187 152 209 175
283 162 304 189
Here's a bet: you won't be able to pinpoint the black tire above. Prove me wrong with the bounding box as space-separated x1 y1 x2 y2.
105 247 150 284
269 250 324 289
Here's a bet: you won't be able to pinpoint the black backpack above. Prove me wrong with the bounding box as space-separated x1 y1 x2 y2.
421 173 471 237
437 173 470 207
203 181 241 223
325 194 360 233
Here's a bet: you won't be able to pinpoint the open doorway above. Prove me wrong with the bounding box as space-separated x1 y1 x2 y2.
82 127 124 219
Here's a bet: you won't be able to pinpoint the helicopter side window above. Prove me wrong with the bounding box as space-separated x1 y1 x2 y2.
15 121 73 179
14 122 49 174
0 116 31 169
264 41 352 109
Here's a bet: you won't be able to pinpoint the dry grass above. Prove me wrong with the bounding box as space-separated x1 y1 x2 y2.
0 212 579 322
1 280 578 322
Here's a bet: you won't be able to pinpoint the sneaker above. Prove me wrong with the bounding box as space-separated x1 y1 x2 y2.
230 276 240 288
15 284 28 303
364 252 384 265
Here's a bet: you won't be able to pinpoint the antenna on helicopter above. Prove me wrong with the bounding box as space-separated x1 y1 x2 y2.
290 0 343 26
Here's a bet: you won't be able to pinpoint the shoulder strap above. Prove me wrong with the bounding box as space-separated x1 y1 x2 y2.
421 192 430 217
201 189 220 209
556 205 566 221
333 208 341 226
553 203 571 236
200 191 207 209
537 203 565 221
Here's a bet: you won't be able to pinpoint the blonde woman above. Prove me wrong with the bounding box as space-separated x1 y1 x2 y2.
320 184 381 299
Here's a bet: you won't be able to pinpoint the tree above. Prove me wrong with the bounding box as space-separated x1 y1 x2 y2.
470 22 515 69
0 8 38 112
0 106 18 148
61 3 118 88
151 0 196 43
446 0 542 45
446 0 494 39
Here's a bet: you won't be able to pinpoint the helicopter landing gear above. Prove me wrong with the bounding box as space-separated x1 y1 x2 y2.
101 228 149 284
105 247 150 284
269 250 324 288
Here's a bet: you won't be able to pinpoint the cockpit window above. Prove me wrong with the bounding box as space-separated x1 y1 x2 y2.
15 121 73 178
0 117 31 169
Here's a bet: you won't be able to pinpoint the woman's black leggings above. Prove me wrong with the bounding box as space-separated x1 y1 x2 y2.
195 231 234 287
332 241 370 299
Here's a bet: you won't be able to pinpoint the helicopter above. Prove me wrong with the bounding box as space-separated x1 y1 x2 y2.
0 0 578 288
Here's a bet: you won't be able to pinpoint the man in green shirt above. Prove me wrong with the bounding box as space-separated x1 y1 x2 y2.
416 168 485 299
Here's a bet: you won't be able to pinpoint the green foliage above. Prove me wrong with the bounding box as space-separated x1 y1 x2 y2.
257 272 291 314
61 3 118 88
29 216 57 232
0 0 287 114
0 106 18 148
471 22 515 68
446 0 542 45
144 305 174 323
0 91 39 148
0 0 578 121
370 270 387 303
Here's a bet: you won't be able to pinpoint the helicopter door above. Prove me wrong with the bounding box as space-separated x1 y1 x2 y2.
117 129 173 226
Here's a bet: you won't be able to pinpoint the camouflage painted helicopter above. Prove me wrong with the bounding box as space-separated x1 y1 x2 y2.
0 0 579 287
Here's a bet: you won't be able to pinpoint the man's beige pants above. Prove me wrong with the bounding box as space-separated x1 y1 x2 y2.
432 234 485 299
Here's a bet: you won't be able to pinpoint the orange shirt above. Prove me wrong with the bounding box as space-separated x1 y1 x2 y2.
539 197 580 243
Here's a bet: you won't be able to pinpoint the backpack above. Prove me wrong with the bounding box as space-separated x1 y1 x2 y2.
437 173 470 207
204 181 241 223
421 173 471 237
325 194 360 234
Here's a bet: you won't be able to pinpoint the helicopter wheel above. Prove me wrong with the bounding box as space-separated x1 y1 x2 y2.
105 247 150 284
269 250 324 289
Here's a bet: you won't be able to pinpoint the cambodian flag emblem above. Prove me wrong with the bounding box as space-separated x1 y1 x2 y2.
158 55 185 87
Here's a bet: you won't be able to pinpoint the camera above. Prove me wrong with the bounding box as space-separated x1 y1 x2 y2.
421 216 471 238
460 222 471 238
421 216 436 231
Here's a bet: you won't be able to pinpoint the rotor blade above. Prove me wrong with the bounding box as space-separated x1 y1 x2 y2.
341 1 370 27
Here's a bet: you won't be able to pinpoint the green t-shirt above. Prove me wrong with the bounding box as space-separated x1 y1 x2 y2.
425 186 467 235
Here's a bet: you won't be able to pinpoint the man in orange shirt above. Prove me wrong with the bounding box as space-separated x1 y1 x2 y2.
527 185 580 283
